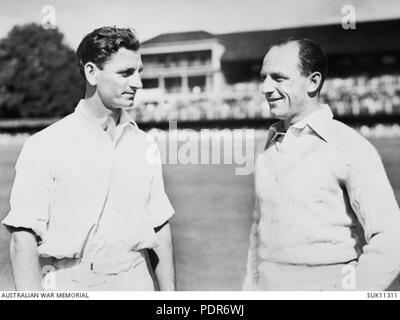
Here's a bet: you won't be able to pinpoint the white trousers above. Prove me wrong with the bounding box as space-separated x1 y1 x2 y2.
42 258 155 291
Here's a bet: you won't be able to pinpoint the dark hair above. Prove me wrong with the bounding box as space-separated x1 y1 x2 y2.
76 26 141 78
269 37 328 93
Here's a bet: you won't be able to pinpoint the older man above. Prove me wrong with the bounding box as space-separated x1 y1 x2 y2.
3 27 175 291
244 38 400 290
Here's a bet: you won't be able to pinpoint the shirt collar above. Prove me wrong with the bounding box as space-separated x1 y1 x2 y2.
75 99 139 132
292 104 333 142
265 120 287 149
266 104 333 147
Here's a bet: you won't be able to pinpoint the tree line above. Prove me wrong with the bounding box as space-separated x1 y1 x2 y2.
0 23 84 119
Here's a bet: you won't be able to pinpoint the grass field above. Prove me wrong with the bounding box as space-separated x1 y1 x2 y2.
1 132 400 291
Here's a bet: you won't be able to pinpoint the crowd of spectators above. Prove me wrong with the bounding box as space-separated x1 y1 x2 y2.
132 74 400 122
322 74 400 116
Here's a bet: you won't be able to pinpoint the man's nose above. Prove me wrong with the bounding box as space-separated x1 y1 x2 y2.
129 73 142 89
261 76 275 95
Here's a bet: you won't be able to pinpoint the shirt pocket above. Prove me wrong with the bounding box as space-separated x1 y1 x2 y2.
50 173 86 227
51 174 69 211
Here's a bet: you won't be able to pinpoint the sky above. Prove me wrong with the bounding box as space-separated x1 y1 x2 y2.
1 0 400 49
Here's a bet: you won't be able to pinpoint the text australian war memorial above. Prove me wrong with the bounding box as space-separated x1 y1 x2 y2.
132 18 400 129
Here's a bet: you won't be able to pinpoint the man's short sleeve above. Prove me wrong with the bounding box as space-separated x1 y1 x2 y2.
146 143 175 228
2 136 52 240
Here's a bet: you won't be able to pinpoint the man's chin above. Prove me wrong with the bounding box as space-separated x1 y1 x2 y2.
269 109 284 120
268 104 289 119
122 103 136 111
115 101 136 110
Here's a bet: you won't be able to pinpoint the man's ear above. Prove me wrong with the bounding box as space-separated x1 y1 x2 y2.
307 71 322 95
84 62 99 86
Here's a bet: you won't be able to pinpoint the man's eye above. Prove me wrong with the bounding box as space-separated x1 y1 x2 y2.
260 75 266 81
119 70 134 77
274 77 284 82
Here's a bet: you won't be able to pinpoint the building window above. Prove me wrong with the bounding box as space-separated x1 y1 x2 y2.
188 75 206 93
199 50 212 65
165 77 182 93
142 78 159 89
158 56 167 67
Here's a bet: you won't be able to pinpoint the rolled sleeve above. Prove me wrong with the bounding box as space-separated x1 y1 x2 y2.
2 136 52 241
147 144 175 228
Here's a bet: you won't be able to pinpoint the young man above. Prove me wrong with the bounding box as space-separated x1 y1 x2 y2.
243 38 400 290
2 27 175 291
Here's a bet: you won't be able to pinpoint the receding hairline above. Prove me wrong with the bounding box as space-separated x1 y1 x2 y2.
263 40 300 61
262 41 302 73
